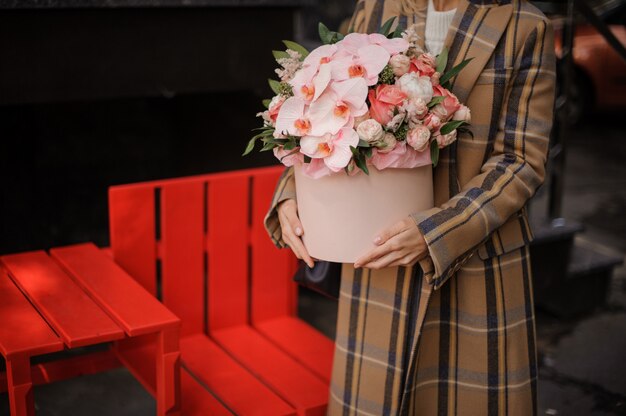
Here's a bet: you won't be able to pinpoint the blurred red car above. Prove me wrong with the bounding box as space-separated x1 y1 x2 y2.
553 3 626 121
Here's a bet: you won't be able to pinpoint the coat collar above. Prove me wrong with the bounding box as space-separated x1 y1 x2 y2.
399 0 513 102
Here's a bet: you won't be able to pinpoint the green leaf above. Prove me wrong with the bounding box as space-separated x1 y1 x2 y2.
262 99 271 109
391 24 404 39
243 136 259 156
439 57 473 87
272 50 289 61
268 79 282 95
440 120 466 135
436 47 449 73
319 22 332 44
427 96 445 108
357 139 371 147
430 140 440 167
364 147 373 158
378 17 396 36
283 141 296 151
335 32 345 42
282 40 309 58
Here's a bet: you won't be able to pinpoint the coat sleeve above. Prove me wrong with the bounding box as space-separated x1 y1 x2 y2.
412 18 557 290
264 166 296 248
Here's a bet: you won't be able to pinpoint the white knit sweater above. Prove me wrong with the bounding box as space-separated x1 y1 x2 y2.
425 0 456 56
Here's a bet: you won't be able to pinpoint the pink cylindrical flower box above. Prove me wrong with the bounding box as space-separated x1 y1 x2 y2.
294 165 434 263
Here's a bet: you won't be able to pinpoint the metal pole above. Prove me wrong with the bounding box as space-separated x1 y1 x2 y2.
548 0 575 219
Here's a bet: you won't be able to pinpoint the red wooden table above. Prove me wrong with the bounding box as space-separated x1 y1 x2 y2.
0 243 182 416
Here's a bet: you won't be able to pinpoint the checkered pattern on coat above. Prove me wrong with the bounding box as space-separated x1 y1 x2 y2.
264 0 556 414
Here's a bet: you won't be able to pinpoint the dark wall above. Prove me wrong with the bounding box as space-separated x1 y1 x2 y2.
0 7 299 254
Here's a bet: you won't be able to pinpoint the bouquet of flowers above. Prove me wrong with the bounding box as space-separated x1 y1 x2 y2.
244 18 472 179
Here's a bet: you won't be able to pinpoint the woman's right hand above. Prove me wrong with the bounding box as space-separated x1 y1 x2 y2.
277 199 315 268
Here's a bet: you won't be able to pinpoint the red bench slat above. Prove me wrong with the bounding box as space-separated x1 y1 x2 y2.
0 252 125 349
161 181 206 337
251 170 298 322
255 316 334 383
207 175 250 331
0 269 63 359
181 334 295 416
109 186 157 295
180 369 233 416
213 325 328 416
50 243 180 337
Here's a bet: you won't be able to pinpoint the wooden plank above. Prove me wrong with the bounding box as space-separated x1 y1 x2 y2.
180 369 233 416
207 175 249 331
161 181 205 337
0 269 63 359
180 334 295 416
213 325 328 416
50 243 180 337
250 169 299 323
109 186 157 295
255 316 334 384
1 252 125 348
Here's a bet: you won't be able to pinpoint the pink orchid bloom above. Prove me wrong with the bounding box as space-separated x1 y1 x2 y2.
338 33 409 56
274 97 312 137
302 44 339 70
302 157 332 179
300 127 360 173
307 77 368 136
290 59 335 103
331 44 390 86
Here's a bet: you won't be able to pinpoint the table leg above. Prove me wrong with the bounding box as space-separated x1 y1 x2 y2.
6 354 34 416
156 328 181 416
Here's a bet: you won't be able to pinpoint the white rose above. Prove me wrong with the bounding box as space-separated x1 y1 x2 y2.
406 125 431 152
353 112 370 129
389 54 411 77
377 133 398 153
396 73 434 104
356 119 385 143
452 105 471 123
436 129 458 148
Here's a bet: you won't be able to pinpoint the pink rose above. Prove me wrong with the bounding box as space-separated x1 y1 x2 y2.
389 54 411 77
424 113 442 131
402 97 428 122
353 111 371 129
431 71 441 86
377 132 398 154
452 105 471 122
409 53 436 77
268 95 286 123
368 84 407 125
273 146 303 167
432 85 461 121
406 125 431 152
436 129 458 148
356 119 385 143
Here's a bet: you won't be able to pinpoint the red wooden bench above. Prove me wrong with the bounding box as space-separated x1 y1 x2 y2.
108 165 335 415
0 245 184 416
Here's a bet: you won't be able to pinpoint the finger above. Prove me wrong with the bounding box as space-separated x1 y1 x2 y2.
282 231 303 260
387 254 418 269
363 250 404 270
354 239 398 268
286 231 314 268
281 201 304 237
373 218 411 246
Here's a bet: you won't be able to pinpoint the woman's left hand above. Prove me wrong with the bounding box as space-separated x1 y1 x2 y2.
354 217 428 270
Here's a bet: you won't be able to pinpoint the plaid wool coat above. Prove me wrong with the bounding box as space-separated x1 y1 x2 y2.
264 0 556 414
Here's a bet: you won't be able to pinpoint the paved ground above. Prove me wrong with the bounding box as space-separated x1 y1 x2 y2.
1 117 625 415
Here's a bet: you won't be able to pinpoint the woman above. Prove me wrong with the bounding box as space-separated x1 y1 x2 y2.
265 0 556 414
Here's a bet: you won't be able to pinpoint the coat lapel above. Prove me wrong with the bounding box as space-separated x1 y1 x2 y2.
441 0 513 103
